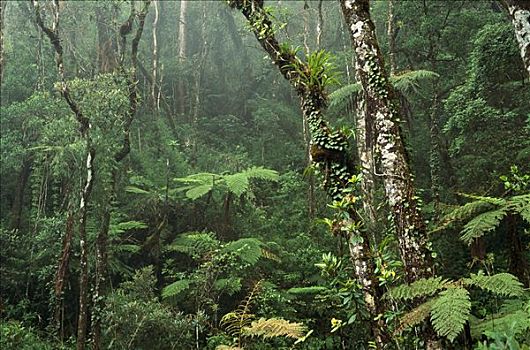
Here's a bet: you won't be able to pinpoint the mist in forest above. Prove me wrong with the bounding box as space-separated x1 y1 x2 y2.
0 1 529 349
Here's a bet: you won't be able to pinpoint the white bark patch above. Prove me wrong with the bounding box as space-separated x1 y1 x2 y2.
344 0 354 9
350 20 365 39
511 8 530 75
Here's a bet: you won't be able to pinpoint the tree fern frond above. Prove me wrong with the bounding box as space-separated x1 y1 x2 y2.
460 208 509 244
214 277 242 296
442 200 496 223
463 272 524 297
166 232 218 257
385 277 450 301
471 299 530 339
221 311 254 337
390 69 439 94
328 83 360 110
161 279 190 299
242 318 306 339
242 166 279 182
457 193 507 205
215 346 242 350
223 238 263 265
431 287 471 342
509 194 530 223
224 173 250 197
396 298 437 334
125 185 150 195
287 286 328 295
185 183 214 200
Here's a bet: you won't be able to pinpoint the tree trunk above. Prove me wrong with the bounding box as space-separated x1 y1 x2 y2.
76 146 95 350
10 158 32 231
53 208 75 341
502 0 530 76
0 0 6 87
341 0 433 283
151 0 159 111
507 213 529 287
341 1 439 348
386 0 397 74
95 3 118 73
177 0 188 116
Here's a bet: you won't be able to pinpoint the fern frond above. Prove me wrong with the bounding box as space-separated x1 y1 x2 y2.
443 201 496 223
463 272 524 297
260 248 281 262
457 193 506 205
185 184 214 200
385 277 450 301
242 318 306 339
242 166 279 182
221 311 254 337
161 279 190 299
215 346 242 350
471 299 530 339
125 185 150 194
328 83 361 110
223 238 263 265
166 232 218 257
509 194 530 223
390 69 439 94
214 277 242 296
287 286 328 295
431 287 471 342
460 208 509 244
396 298 437 334
224 173 250 197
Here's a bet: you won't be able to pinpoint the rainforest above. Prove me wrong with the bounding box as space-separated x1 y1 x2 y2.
0 1 529 349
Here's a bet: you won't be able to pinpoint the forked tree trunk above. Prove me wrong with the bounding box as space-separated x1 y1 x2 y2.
502 0 530 76
227 1 387 347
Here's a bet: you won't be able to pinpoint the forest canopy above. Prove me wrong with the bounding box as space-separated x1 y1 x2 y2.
0 1 529 349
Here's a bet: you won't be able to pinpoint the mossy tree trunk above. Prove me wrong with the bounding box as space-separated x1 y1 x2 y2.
227 1 386 347
341 0 433 283
341 1 440 348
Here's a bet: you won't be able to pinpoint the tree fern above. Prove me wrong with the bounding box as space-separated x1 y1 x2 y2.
471 299 530 339
463 272 524 297
224 173 250 197
385 276 449 301
222 238 265 265
242 318 306 339
328 70 438 111
161 279 190 299
460 208 509 244
242 166 279 182
220 281 262 338
430 287 471 342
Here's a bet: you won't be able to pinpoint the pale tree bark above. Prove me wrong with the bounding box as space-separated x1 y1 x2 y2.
151 0 159 111
386 0 396 74
92 3 150 349
32 2 94 349
502 0 530 76
341 0 433 283
0 0 6 86
95 3 118 73
341 1 440 348
177 0 188 116
227 1 387 347
316 0 323 49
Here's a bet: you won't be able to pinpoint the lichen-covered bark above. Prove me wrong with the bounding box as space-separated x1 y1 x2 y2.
227 1 386 347
341 0 433 283
0 0 6 86
503 0 530 76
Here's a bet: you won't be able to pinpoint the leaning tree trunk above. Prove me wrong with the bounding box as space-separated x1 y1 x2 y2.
32 2 94 349
227 1 387 347
502 0 530 76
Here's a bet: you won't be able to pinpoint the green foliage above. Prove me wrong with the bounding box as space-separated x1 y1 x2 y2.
464 272 524 297
286 50 340 92
161 279 191 299
242 317 306 339
386 276 449 301
175 167 279 200
390 272 525 342
431 287 471 342
287 286 328 295
222 238 264 265
0 321 68 350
